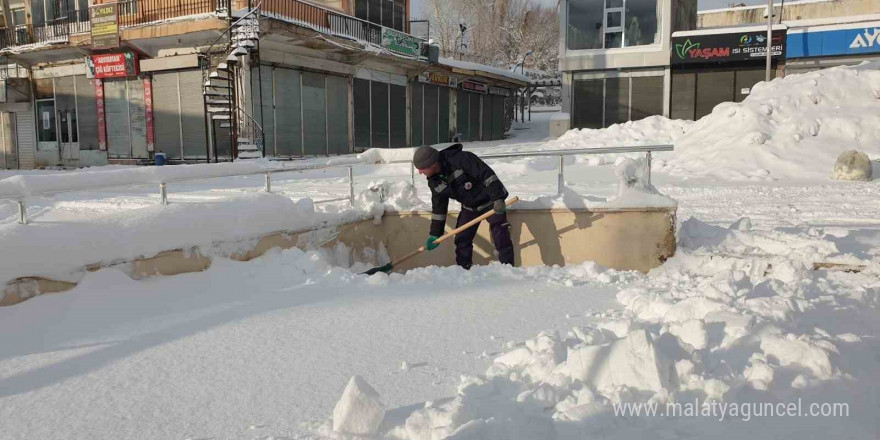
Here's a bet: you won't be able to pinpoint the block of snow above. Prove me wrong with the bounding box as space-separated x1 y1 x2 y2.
332 375 386 436
559 329 672 394
668 319 708 350
759 335 836 379
831 150 872 181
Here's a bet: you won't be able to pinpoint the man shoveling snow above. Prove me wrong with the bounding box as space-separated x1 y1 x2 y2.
413 144 514 269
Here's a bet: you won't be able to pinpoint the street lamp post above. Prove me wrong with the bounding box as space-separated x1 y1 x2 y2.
516 51 533 123
765 0 773 81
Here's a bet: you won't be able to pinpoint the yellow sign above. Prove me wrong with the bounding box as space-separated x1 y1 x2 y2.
90 4 119 49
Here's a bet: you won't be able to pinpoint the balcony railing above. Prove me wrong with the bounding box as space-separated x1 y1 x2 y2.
0 0 422 59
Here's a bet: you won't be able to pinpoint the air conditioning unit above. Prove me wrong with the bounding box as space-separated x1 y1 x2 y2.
420 43 440 63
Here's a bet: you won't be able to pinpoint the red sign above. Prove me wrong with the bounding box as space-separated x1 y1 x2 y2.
144 76 154 152
90 52 138 79
461 80 488 94
94 79 106 151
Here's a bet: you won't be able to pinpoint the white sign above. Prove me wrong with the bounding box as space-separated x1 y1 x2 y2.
740 88 750 95
42 111 50 130
850 28 880 49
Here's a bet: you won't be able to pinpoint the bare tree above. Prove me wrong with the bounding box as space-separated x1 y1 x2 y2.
425 0 559 72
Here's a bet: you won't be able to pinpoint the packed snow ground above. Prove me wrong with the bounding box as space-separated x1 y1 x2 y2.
2 63 880 439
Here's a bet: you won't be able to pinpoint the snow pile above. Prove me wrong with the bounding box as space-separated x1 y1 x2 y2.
332 376 386 436
353 181 429 222
547 62 880 181
371 215 880 439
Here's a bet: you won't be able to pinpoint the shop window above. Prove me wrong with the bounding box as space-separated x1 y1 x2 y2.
631 76 663 121
568 0 658 50
36 100 56 143
572 79 603 129
357 0 406 32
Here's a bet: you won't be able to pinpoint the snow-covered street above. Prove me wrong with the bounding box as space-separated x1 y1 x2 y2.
2 64 880 439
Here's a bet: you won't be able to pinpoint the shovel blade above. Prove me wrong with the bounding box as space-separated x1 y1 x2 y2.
362 262 393 276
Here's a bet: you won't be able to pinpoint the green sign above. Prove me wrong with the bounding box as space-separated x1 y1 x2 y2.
381 28 420 57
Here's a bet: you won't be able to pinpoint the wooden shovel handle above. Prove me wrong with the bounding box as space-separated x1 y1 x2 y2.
391 196 520 267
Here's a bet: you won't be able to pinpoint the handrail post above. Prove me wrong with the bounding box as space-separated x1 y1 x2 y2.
264 172 271 192
411 162 415 188
645 151 652 187
17 200 26 225
160 183 168 205
557 155 564 196
348 166 355 205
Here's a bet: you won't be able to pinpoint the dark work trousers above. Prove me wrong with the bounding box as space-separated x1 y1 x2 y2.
454 208 515 269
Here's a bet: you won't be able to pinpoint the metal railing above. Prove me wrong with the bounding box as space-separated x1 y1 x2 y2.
117 0 223 27
3 144 673 225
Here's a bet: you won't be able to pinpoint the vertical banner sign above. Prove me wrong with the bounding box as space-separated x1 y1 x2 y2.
144 76 155 152
89 3 119 49
95 79 107 151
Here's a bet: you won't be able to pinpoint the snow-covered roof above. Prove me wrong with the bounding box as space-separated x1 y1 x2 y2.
674 24 787 37
438 57 530 85
698 0 833 15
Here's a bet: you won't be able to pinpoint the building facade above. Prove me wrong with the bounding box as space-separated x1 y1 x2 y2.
0 0 526 169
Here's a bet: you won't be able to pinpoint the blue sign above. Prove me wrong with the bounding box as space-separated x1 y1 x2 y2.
787 26 880 58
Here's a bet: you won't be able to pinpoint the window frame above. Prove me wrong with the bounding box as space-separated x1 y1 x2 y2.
566 0 660 51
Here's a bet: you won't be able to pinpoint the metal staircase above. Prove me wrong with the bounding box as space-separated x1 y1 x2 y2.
201 6 263 161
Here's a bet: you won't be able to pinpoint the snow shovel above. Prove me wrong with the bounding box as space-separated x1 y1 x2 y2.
362 196 520 275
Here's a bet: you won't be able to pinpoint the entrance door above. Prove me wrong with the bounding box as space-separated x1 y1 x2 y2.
58 109 79 160
0 112 18 169
36 99 57 152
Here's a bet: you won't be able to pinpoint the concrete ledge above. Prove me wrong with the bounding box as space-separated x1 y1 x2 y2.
1 207 677 306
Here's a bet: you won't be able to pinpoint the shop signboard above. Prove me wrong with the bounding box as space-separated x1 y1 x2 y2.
381 28 420 57
489 86 510 96
461 80 488 94
787 25 880 58
90 3 119 49
419 71 458 87
672 30 786 64
88 53 139 79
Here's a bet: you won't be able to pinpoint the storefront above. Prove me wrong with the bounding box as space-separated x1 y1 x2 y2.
571 69 665 129
412 71 454 146
670 27 786 120
454 80 510 142
353 69 405 151
785 20 880 74
254 65 351 157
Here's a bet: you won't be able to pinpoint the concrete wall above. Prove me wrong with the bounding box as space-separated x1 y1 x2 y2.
698 0 880 28
1 207 677 306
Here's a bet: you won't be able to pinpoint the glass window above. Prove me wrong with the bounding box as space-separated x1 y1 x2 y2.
605 32 622 49
606 0 623 7
393 1 405 32
567 0 603 50
12 9 26 25
382 0 393 29
369 0 381 25
572 79 603 129
606 11 622 28
625 0 659 46
36 100 56 143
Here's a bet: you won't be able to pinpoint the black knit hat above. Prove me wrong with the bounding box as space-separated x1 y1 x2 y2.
413 146 440 169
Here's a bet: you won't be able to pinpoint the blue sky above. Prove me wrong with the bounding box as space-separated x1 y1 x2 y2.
409 0 771 19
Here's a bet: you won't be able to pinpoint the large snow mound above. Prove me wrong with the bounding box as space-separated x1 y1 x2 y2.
548 62 880 181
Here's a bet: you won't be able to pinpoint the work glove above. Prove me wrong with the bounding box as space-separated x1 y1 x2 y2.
425 235 440 251
493 199 506 214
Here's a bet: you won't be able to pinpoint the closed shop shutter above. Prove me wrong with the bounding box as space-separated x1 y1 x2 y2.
16 111 35 169
254 66 275 155
480 95 491 141
75 76 99 151
734 68 764 103
491 95 504 140
631 76 663 122
178 70 207 159
572 79 603 129
423 84 438 146
152 72 182 159
411 81 422 147
104 79 130 158
389 84 406 148
353 78 371 150
302 71 328 155
604 77 629 127
371 81 388 148
274 68 302 157
128 78 148 158
456 91 469 141
438 88 449 143
0 113 16 169
670 73 695 121
695 71 734 120
327 75 350 155
468 93 480 141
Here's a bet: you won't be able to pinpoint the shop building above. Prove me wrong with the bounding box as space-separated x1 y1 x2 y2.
0 0 525 169
559 0 697 129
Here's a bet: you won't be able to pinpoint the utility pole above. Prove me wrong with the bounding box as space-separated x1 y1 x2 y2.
765 0 773 82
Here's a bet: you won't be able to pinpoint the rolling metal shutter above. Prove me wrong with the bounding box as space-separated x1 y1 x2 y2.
152 72 182 159
491 95 504 140
253 65 274 155
104 79 130 158
128 78 148 159
302 71 328 155
327 75 350 155
695 71 734 120
480 94 491 141
631 76 664 121
370 81 388 148
411 81 422 147
456 90 469 141
670 72 695 121
16 111 35 169
274 68 302 157
353 78 371 150
389 84 406 148
75 75 99 151
423 84 438 146
468 92 480 141
438 88 449 143
179 70 207 159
